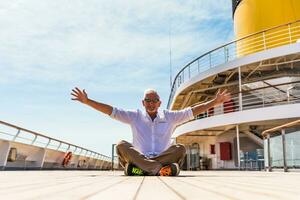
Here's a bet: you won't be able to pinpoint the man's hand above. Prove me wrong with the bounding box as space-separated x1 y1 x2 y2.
71 87 89 104
191 89 231 117
212 89 231 106
71 87 113 115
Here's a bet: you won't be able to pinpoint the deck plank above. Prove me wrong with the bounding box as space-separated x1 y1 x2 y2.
158 176 235 200
0 171 300 200
175 175 280 200
0 171 122 200
84 176 144 200
135 176 183 200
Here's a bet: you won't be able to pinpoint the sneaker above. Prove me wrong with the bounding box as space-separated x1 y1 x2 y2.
159 163 180 176
125 163 145 176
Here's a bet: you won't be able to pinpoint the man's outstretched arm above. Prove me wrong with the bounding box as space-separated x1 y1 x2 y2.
71 87 113 115
191 90 231 117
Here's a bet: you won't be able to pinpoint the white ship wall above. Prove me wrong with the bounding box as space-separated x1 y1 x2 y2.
0 138 114 170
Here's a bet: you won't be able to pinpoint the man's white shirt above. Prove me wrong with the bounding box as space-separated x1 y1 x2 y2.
110 107 194 157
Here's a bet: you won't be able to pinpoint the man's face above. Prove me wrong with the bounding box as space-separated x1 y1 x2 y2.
142 92 161 114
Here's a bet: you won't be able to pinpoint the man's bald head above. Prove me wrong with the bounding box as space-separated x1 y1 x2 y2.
143 88 160 100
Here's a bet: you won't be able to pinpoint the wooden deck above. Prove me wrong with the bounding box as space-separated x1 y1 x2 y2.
1 170 300 200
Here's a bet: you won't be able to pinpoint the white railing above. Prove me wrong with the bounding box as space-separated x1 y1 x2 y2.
194 82 300 120
168 20 300 108
0 121 118 169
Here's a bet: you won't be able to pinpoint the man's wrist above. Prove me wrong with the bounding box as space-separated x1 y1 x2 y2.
211 97 219 107
84 98 90 105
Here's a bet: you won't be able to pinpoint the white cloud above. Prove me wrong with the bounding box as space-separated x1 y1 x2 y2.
0 0 232 85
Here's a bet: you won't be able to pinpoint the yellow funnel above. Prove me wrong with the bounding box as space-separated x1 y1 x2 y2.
233 0 300 56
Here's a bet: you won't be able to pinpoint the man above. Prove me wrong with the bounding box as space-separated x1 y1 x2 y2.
71 87 230 176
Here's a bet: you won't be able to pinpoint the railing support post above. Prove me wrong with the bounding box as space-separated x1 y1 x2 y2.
186 146 190 171
267 135 272 172
12 129 21 141
56 142 62 151
236 125 241 169
66 144 70 152
282 129 288 172
31 135 37 145
45 139 51 148
111 144 116 171
238 66 243 111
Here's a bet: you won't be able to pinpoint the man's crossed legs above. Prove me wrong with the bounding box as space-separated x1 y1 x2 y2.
116 140 186 176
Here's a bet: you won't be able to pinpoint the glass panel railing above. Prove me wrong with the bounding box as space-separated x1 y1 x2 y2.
269 133 283 167
263 120 300 172
285 128 300 167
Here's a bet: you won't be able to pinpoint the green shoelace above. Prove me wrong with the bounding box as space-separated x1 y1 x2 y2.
132 166 144 175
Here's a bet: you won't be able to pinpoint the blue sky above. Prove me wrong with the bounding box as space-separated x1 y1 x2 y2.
0 0 234 156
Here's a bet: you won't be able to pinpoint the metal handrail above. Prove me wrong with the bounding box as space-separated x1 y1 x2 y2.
262 119 300 138
167 20 300 108
0 120 111 160
191 82 300 121
262 119 300 172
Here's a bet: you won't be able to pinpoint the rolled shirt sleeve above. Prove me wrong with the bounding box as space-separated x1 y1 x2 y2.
110 107 138 124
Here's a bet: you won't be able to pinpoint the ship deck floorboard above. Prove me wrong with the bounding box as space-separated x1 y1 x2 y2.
0 170 300 200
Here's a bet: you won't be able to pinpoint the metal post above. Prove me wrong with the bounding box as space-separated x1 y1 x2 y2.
267 135 272 172
186 146 190 171
282 129 288 172
31 135 37 145
238 66 243 111
79 148 83 155
66 144 70 152
12 129 21 141
111 144 116 171
236 125 241 169
45 139 51 148
287 86 294 103
56 142 62 151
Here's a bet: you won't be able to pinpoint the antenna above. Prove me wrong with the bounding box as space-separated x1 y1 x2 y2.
169 19 172 89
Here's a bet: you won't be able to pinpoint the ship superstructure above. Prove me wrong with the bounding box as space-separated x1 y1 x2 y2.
169 0 300 171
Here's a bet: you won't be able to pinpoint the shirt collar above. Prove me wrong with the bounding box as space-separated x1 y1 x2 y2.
143 110 166 122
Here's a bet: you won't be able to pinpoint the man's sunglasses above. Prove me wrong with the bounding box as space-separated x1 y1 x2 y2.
144 98 160 103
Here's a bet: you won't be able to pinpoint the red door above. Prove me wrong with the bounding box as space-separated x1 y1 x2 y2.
220 142 232 160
